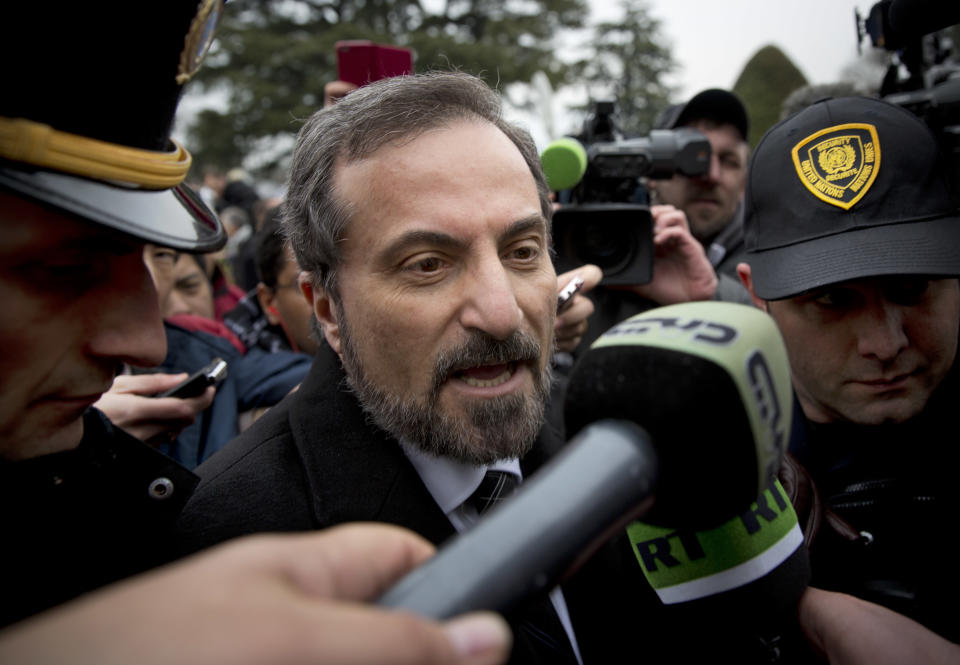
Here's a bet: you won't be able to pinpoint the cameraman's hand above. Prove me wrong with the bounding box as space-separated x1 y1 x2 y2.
94 373 214 444
798 587 960 665
622 205 717 305
554 264 602 353
0 524 512 665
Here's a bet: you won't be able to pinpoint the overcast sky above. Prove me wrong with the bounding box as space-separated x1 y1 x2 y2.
604 0 872 100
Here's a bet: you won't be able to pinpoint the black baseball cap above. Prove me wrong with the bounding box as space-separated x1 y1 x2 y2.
743 96 960 300
0 1 227 252
656 89 749 143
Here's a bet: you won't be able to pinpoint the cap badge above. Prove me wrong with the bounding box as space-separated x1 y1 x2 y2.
177 0 224 84
791 123 881 210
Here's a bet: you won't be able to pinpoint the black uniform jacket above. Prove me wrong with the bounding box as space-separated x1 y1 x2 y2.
0 409 198 627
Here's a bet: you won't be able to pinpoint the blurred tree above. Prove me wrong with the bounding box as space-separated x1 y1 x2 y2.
572 0 676 137
183 0 588 180
733 45 808 147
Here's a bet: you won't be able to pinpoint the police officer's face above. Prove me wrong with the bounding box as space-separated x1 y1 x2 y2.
650 121 748 244
0 192 166 460
742 268 960 425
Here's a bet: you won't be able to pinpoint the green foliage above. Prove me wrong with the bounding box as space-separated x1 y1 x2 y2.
573 0 676 137
184 0 590 178
732 44 808 147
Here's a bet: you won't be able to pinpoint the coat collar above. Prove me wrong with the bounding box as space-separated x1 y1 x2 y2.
286 344 456 545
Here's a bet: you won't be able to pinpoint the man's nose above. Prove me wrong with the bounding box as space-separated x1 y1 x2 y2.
856 302 908 363
458 259 524 340
86 254 167 368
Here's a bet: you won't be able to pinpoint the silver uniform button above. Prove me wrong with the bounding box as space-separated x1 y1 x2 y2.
148 477 175 500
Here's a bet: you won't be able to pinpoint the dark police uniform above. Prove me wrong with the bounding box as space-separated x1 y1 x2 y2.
0 0 226 627
790 355 960 643
0 409 199 627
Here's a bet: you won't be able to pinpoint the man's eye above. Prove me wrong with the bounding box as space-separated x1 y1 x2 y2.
150 249 178 265
813 289 853 308
720 155 741 169
411 257 443 273
887 279 929 305
508 245 539 261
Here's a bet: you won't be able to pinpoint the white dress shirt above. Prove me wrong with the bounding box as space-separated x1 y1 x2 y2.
399 441 583 664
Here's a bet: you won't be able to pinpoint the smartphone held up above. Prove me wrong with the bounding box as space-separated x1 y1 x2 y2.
335 40 414 88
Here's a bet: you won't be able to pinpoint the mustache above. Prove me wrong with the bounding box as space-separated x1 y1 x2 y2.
431 331 543 391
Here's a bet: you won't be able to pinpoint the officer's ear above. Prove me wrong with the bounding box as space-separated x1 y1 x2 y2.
736 263 768 312
300 274 342 356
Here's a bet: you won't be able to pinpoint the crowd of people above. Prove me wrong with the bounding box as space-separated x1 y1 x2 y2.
2 2 959 664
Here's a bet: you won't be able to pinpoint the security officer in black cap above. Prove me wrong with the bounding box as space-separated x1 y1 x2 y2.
0 0 228 627
737 95 960 647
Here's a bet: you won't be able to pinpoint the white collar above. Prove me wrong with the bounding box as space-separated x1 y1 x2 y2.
399 440 522 515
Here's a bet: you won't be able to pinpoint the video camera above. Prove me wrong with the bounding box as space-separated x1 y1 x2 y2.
543 101 711 285
857 0 960 193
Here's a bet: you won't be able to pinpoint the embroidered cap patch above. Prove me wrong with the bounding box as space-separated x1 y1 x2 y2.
790 123 881 210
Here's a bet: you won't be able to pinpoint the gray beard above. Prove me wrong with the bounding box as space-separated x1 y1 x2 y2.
338 315 553 466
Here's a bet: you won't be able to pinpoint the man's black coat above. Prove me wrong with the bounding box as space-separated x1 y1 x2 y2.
175 343 645 663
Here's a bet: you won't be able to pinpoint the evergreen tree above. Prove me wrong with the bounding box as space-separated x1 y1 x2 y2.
573 0 676 137
182 0 588 179
732 45 807 147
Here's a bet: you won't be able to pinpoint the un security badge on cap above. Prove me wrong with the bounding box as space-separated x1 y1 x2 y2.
791 123 881 210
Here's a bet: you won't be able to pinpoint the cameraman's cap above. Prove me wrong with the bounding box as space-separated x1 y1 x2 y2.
743 96 960 300
0 1 227 252
656 89 749 142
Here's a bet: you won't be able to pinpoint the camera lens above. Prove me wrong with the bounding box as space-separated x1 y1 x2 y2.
571 220 635 274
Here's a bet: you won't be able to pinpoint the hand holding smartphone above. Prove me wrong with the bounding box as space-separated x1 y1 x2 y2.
154 358 228 399
557 275 585 314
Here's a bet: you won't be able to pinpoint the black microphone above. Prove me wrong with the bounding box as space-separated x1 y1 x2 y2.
564 301 791 529
378 419 658 617
566 302 810 661
379 302 792 618
879 0 960 50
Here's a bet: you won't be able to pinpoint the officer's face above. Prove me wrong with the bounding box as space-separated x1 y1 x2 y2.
0 192 166 460
742 267 960 425
650 121 748 244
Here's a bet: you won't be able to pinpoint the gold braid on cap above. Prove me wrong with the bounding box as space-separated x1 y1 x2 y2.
0 117 192 189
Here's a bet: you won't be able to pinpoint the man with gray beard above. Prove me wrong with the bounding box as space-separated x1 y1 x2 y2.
176 71 603 664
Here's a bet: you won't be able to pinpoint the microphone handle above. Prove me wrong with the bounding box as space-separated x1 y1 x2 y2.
377 420 658 618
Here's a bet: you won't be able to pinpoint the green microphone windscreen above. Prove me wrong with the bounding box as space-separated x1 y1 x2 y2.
541 137 587 191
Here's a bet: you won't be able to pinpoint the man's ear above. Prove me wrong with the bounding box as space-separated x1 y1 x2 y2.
736 262 768 312
256 283 282 326
300 274 342 355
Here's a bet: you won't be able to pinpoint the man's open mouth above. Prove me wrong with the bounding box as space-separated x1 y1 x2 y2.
453 361 517 388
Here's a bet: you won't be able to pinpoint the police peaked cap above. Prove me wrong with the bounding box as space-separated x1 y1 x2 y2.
0 1 227 252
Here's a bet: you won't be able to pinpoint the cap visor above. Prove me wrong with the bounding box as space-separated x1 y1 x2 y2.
747 214 960 300
0 167 226 252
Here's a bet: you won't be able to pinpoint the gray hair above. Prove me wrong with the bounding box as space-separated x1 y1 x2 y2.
282 71 552 298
